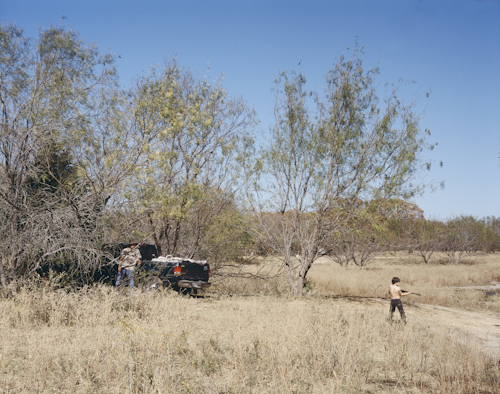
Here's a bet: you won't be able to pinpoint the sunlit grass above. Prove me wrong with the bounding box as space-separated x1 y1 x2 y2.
1 253 499 393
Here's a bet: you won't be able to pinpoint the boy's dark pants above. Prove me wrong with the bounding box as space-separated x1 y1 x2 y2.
389 299 406 324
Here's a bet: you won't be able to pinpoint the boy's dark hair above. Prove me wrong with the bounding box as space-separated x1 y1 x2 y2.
392 277 400 284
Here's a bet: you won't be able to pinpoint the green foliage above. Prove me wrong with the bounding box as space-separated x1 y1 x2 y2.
127 60 255 258
0 21 130 287
4 23 473 292
25 141 77 199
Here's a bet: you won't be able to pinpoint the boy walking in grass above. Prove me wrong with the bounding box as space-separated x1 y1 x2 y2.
389 277 411 325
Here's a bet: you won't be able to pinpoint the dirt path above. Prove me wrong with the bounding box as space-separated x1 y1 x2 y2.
410 302 500 358
206 293 500 359
350 297 500 359
453 281 500 291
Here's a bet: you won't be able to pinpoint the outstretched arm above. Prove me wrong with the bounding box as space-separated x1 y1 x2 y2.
401 289 420 296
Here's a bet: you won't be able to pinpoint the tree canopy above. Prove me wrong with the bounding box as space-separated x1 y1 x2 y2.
0 23 467 293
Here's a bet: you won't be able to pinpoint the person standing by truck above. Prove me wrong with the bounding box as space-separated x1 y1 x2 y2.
116 243 141 288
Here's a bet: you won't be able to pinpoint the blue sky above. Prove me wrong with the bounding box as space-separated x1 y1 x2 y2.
2 0 499 219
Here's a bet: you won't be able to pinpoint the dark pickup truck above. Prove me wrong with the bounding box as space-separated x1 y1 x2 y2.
141 255 211 294
105 243 211 294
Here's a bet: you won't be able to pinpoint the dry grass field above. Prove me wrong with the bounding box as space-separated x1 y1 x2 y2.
1 253 499 393
308 252 500 312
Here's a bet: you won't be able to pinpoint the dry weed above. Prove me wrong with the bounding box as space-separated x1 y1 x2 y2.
307 252 500 313
213 253 500 312
0 286 499 393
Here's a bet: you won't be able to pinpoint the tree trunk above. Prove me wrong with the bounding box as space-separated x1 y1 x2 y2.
0 260 8 288
284 258 306 296
293 275 305 296
286 256 314 296
152 233 162 257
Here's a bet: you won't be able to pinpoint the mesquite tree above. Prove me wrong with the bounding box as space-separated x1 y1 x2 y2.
244 46 435 295
128 61 255 259
0 23 137 287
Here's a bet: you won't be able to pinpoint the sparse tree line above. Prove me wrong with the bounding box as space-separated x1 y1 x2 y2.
327 210 500 267
0 23 496 293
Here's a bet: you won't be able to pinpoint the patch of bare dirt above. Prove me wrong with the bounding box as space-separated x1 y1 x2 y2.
338 296 500 359
454 281 500 291
412 303 500 358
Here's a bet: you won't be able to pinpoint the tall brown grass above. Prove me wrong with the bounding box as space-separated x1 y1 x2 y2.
308 252 500 312
1 283 499 393
214 252 500 312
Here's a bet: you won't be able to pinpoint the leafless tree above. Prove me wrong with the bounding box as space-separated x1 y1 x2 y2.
405 218 444 264
329 224 382 268
442 215 485 264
